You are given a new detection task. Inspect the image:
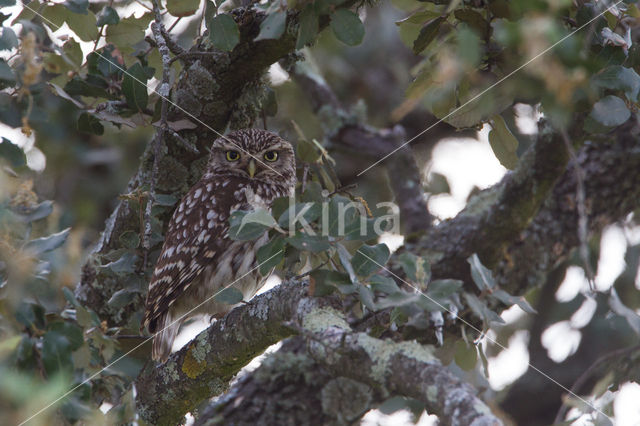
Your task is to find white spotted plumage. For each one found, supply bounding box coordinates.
[142,129,296,362]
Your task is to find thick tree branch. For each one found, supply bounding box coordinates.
[135,280,309,425]
[496,119,640,294]
[194,337,381,425]
[136,278,502,425]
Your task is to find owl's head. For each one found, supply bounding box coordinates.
[207,129,296,187]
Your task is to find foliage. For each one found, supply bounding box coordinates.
[0,0,639,424]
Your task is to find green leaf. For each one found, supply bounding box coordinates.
[12,200,54,222]
[53,4,99,41]
[154,193,178,206]
[107,288,138,309]
[256,236,285,275]
[48,321,83,351]
[454,340,477,371]
[286,232,330,252]
[358,284,376,311]
[62,287,80,307]
[167,0,199,17]
[369,274,400,294]
[454,9,489,39]
[427,279,463,300]
[102,252,137,274]
[587,95,630,128]
[0,59,15,82]
[208,14,240,51]
[396,252,430,284]
[352,244,390,277]
[296,4,319,49]
[0,138,26,167]
[63,0,88,14]
[488,114,519,170]
[278,202,321,230]
[375,291,421,310]
[105,13,153,49]
[15,302,46,330]
[25,228,71,255]
[0,26,18,51]
[77,112,104,135]
[330,9,365,46]
[122,62,149,111]
[412,16,444,54]
[491,289,537,314]
[592,65,640,102]
[326,195,359,237]
[463,292,505,325]
[296,139,321,163]
[467,254,496,291]
[214,287,244,304]
[256,10,287,41]
[229,209,277,240]
[41,331,73,374]
[96,6,119,26]
[310,269,353,296]
[395,10,442,26]
[336,243,357,283]
[118,230,140,249]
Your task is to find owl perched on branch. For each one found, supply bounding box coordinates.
[142,129,296,362]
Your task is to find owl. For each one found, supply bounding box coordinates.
[142,129,296,362]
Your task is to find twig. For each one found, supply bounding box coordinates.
[169,50,219,64]
[143,1,172,269]
[561,129,595,289]
[554,344,640,423]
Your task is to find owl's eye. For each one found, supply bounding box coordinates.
[263,151,278,162]
[225,150,240,161]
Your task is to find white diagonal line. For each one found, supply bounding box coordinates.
[17,249,284,426]
[357,0,624,177]
[17,0,284,177]
[355,249,613,422]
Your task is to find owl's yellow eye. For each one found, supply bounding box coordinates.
[225,150,240,161]
[263,151,278,162]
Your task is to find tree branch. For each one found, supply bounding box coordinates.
[135,280,310,425]
[495,119,640,295]
[194,337,381,425]
[136,279,502,425]
[287,57,433,235]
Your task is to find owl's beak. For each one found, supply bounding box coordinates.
[247,159,256,178]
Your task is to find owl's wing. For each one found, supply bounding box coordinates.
[142,179,236,333]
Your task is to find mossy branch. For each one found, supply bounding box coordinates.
[136,279,502,425]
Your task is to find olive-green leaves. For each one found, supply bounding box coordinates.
[352,244,390,277]
[330,10,365,46]
[214,287,244,305]
[122,62,150,112]
[412,16,445,55]
[229,209,278,241]
[488,114,519,170]
[257,10,287,41]
[208,14,240,52]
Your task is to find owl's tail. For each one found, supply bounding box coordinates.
[151,312,181,363]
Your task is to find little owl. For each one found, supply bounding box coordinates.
[142,129,296,362]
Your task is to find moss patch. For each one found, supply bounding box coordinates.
[182,343,207,379]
